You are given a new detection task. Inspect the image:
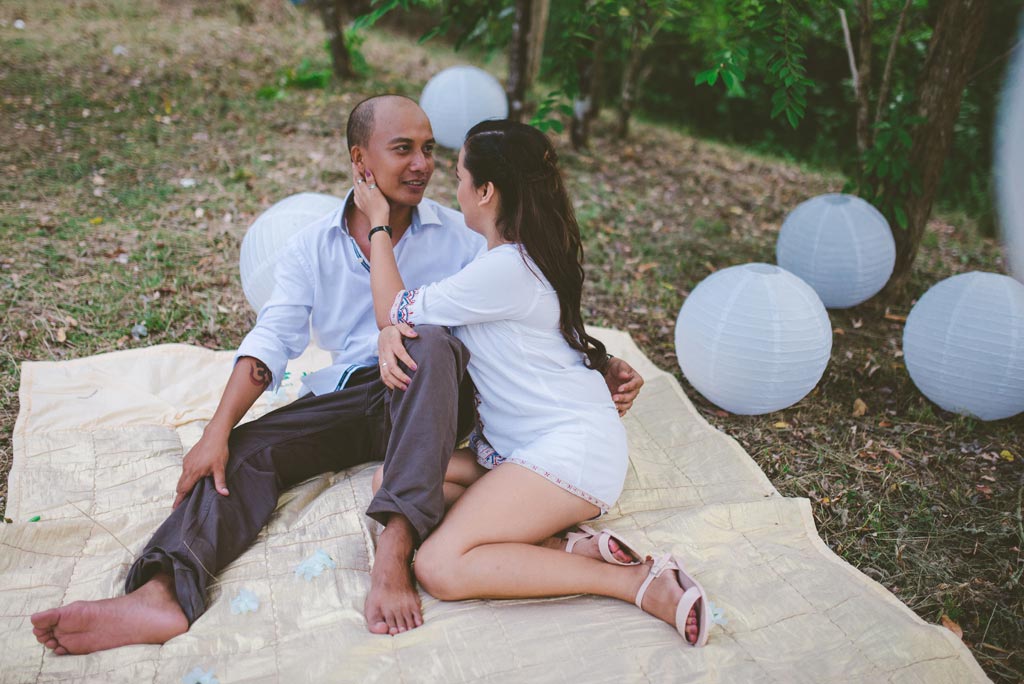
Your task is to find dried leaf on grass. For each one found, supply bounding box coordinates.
[941,615,964,640]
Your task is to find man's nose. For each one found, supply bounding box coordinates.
[408,149,427,171]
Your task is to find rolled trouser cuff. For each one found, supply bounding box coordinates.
[124,546,207,625]
[365,485,435,543]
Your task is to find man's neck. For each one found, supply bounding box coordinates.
[346,199,415,239]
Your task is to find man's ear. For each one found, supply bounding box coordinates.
[350,146,364,169]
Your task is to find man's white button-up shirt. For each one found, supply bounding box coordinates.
[235,189,485,396]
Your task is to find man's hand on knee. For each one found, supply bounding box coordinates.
[603,357,645,417]
[377,323,419,391]
[173,431,230,509]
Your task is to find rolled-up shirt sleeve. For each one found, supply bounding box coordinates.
[234,242,315,392]
[390,247,540,327]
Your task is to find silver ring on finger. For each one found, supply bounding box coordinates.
[357,179,365,184]
[368,183,377,190]
[382,362,388,367]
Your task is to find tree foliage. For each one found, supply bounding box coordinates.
[339,0,1015,287]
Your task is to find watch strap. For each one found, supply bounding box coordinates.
[369,225,392,240]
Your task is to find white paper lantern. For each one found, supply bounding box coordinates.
[674,263,833,415]
[902,272,1024,421]
[419,65,509,150]
[996,23,1024,282]
[240,192,344,311]
[776,193,896,308]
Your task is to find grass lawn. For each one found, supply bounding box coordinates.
[1,2,1021,680]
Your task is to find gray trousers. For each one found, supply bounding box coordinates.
[124,326,474,624]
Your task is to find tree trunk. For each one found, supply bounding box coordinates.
[589,23,606,118]
[571,20,603,149]
[874,0,913,127]
[506,0,533,121]
[886,0,990,290]
[526,0,550,86]
[317,0,353,80]
[855,0,874,154]
[616,20,643,139]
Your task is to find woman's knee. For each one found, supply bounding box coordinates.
[371,465,384,494]
[413,539,464,600]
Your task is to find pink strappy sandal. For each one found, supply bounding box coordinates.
[564,524,644,566]
[634,554,710,647]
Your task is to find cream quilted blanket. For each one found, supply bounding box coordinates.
[1,329,989,683]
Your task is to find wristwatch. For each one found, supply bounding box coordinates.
[369,225,392,240]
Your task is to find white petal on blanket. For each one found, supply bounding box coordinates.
[230,587,260,615]
[707,600,728,626]
[294,548,336,581]
[181,666,219,684]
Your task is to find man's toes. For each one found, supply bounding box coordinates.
[44,637,59,650]
[30,609,59,630]
[367,620,390,635]
[407,600,423,626]
[384,612,399,635]
[55,646,68,655]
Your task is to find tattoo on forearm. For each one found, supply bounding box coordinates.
[248,359,272,388]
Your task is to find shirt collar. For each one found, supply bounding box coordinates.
[336,187,441,236]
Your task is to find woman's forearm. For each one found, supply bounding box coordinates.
[369,231,406,329]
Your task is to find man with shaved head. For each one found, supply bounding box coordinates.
[31,95,644,652]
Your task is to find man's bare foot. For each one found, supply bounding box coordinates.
[630,560,700,644]
[364,516,422,636]
[30,574,188,655]
[541,527,639,565]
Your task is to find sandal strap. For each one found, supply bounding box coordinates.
[634,554,677,609]
[597,531,620,564]
[564,524,598,554]
[674,586,703,641]
[596,529,642,565]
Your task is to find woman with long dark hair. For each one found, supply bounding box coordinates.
[352,119,709,646]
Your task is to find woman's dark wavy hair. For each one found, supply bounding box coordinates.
[462,119,607,372]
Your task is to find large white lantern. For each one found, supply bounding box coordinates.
[776,193,896,308]
[997,23,1024,282]
[674,263,833,415]
[903,272,1024,421]
[240,192,344,311]
[419,65,508,150]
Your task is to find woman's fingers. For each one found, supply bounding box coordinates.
[390,340,417,371]
[384,365,410,391]
[396,322,418,339]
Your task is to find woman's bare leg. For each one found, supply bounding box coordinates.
[413,464,699,642]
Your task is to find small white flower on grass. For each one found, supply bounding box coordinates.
[295,548,336,581]
[230,587,259,615]
[707,600,728,626]
[14,19,25,30]
[182,666,219,684]
[179,178,197,188]
[112,45,128,56]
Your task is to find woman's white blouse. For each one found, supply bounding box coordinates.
[390,243,627,510]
